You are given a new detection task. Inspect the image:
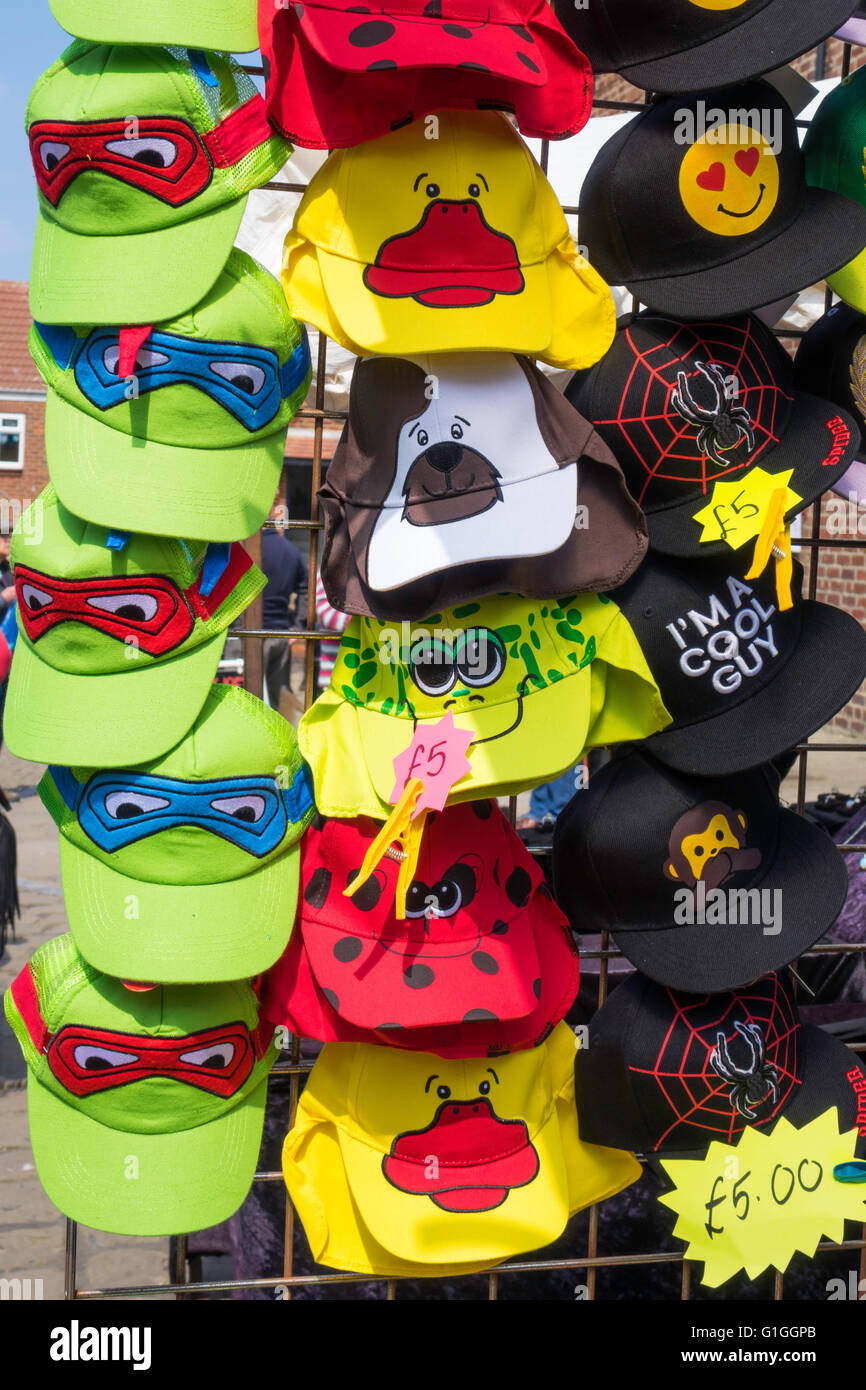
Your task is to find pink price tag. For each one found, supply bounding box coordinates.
[390,712,473,815]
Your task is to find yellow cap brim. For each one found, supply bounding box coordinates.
[283,235,614,370]
[299,671,593,820]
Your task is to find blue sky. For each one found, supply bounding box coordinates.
[1,11,68,280]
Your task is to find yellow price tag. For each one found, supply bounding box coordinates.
[692,467,802,550]
[658,1111,866,1288]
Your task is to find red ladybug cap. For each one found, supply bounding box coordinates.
[260,802,580,1053]
[258,0,593,148]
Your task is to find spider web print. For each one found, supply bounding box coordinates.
[632,974,800,1150]
[596,320,795,508]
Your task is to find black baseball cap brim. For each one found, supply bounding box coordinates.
[612,803,849,993]
[646,598,866,776]
[617,0,858,95]
[646,395,860,558]
[626,187,866,319]
[649,1022,866,1163]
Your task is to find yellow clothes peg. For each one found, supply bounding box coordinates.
[342,778,429,918]
[746,486,793,611]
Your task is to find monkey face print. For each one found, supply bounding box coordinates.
[552,750,849,993]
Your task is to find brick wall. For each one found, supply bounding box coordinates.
[0,397,48,527]
[798,501,866,741]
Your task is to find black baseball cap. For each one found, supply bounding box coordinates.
[554,0,858,95]
[610,551,866,776]
[552,749,848,993]
[579,81,866,318]
[574,971,866,1159]
[567,311,858,558]
[794,302,866,457]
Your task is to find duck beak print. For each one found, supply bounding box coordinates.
[383,1097,539,1211]
[364,198,524,308]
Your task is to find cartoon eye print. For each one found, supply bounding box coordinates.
[409,634,458,697]
[210,795,266,824]
[455,629,506,688]
[104,790,170,819]
[102,343,170,375]
[38,140,70,171]
[86,593,160,622]
[404,860,478,919]
[679,130,780,238]
[103,136,178,169]
[178,1042,236,1069]
[73,1043,139,1071]
[20,582,53,613]
[408,629,505,698]
[209,361,267,396]
[425,182,440,198]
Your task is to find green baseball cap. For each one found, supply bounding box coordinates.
[6,485,265,767]
[299,592,671,818]
[30,249,311,540]
[48,0,259,52]
[27,42,291,324]
[805,68,866,314]
[40,683,316,983]
[5,933,278,1236]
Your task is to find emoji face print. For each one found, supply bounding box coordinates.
[679,130,780,237]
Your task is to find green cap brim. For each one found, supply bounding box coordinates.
[827,246,866,316]
[28,1071,268,1236]
[59,835,298,983]
[46,392,286,541]
[5,628,225,768]
[48,0,260,51]
[30,199,246,325]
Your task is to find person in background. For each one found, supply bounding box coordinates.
[315,574,349,691]
[518,764,584,835]
[261,501,308,710]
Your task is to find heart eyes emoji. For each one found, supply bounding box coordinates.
[679,129,780,238]
[697,163,725,192]
[735,147,760,178]
[696,148,761,192]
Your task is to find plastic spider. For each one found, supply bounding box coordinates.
[709,1020,780,1119]
[671,360,756,468]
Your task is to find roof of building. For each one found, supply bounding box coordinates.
[0,282,43,395]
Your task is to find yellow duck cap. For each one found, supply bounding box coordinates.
[282,1023,641,1273]
[282,110,614,369]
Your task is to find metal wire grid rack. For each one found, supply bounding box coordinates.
[59,34,866,1302]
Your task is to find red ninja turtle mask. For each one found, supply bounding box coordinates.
[260,800,580,1056]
